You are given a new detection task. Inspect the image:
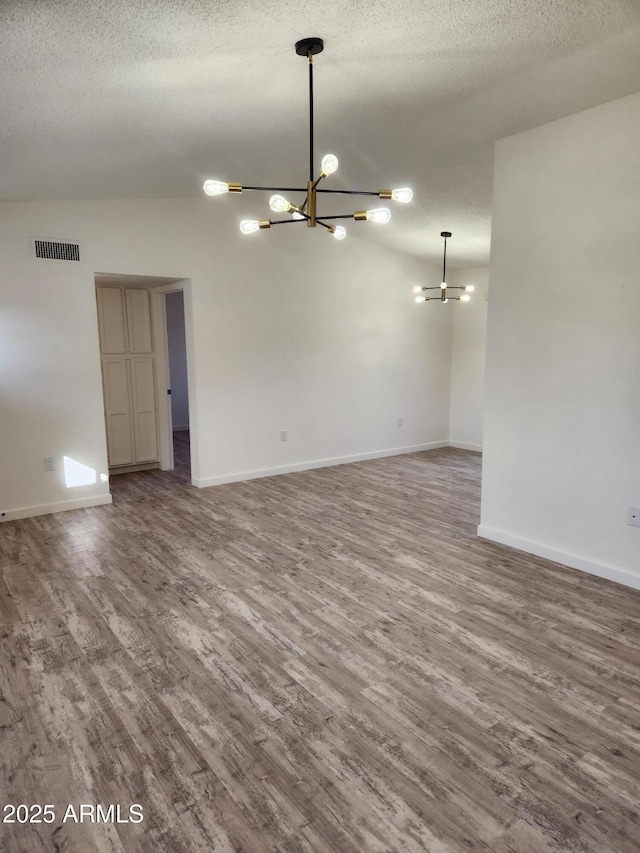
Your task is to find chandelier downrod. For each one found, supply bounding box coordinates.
[202,36,414,240]
[309,50,314,182]
[442,231,449,286]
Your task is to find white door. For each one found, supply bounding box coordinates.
[126,289,153,353]
[97,288,127,353]
[101,356,134,465]
[130,356,158,462]
[97,286,159,468]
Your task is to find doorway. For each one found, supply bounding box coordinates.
[94,273,194,491]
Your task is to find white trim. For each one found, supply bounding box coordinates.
[449,441,482,452]
[151,281,194,475]
[193,441,449,488]
[1,494,113,522]
[151,288,174,471]
[153,282,188,295]
[477,524,640,591]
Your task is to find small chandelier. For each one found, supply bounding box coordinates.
[203,37,413,241]
[413,232,475,303]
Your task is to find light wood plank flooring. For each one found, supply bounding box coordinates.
[1,444,639,852]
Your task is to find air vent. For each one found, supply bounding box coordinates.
[34,239,80,262]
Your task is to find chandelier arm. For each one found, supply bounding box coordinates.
[243,185,308,193]
[310,172,328,192]
[316,214,355,221]
[316,189,379,196]
[269,218,308,225]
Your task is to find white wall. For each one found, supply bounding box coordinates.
[0,257,112,517]
[165,290,189,431]
[480,91,640,589]
[0,199,452,519]
[448,267,489,451]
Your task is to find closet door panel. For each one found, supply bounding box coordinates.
[126,289,153,353]
[130,356,158,462]
[97,288,127,353]
[101,357,134,466]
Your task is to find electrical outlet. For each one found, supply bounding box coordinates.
[280,430,288,442]
[628,507,640,528]
[44,456,55,471]
[397,416,404,427]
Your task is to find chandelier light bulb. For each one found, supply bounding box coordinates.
[203,179,229,196]
[413,285,424,293]
[269,194,291,213]
[440,282,447,289]
[415,296,427,303]
[443,297,449,303]
[460,294,471,302]
[239,219,260,235]
[366,207,391,224]
[464,284,475,292]
[321,153,339,175]
[332,225,347,240]
[292,211,305,220]
[391,188,413,203]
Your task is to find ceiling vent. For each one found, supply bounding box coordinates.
[32,238,80,262]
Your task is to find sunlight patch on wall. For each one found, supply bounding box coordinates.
[63,456,97,488]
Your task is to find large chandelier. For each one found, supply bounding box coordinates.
[413,232,475,303]
[203,37,413,240]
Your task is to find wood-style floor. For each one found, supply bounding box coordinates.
[1,438,639,852]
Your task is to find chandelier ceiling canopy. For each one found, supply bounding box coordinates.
[414,232,475,303]
[203,37,413,241]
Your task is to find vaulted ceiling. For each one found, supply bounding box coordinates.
[2,1,640,265]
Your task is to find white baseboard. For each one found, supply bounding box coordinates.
[477,524,640,591]
[449,441,482,452]
[1,494,113,523]
[172,425,189,432]
[193,441,449,488]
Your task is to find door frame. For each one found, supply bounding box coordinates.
[150,279,195,476]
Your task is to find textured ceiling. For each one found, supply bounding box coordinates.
[2,1,640,265]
